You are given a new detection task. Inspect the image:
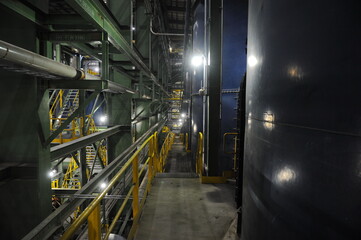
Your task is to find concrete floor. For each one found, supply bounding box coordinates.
[164,141,194,173]
[134,177,236,240]
[134,138,237,240]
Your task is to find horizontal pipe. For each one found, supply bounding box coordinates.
[0,40,85,80]
[150,19,185,36]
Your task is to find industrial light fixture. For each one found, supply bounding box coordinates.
[191,55,203,67]
[248,55,258,67]
[94,67,100,72]
[178,119,182,122]
[48,169,57,178]
[132,27,136,31]
[100,182,107,189]
[181,113,186,118]
[99,115,107,123]
[132,66,136,70]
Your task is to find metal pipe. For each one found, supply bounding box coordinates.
[150,19,185,36]
[0,40,85,80]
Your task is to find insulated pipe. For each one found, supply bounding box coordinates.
[0,40,85,80]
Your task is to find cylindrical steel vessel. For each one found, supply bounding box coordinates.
[242,1,361,239]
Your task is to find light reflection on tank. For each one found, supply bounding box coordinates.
[276,166,296,184]
[263,112,275,130]
[287,65,304,80]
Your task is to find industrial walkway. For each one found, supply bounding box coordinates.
[134,137,236,240]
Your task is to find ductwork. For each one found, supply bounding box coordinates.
[0,40,85,80]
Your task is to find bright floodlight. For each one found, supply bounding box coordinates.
[49,169,57,178]
[99,115,107,123]
[178,119,182,122]
[191,55,203,67]
[132,27,136,31]
[100,182,107,189]
[248,55,258,67]
[181,113,186,118]
[94,67,100,72]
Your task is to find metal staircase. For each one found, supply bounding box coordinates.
[53,89,79,129]
[85,145,104,176]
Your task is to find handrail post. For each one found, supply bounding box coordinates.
[132,155,140,219]
[148,136,154,181]
[60,90,63,108]
[87,203,101,240]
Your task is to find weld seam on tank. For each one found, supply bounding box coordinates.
[249,117,361,138]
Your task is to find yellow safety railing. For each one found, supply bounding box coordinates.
[196,132,227,184]
[196,132,203,177]
[185,133,191,152]
[60,131,175,240]
[179,133,184,143]
[157,132,175,172]
[49,90,64,124]
[50,115,101,144]
[61,156,81,189]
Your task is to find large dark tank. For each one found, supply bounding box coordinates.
[241,1,361,239]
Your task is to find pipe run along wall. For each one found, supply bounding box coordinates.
[0,40,84,80]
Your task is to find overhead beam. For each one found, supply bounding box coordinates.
[46,79,135,94]
[45,14,89,25]
[65,0,169,95]
[0,0,44,25]
[50,125,130,160]
[41,31,103,42]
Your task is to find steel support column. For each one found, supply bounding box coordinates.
[205,0,222,175]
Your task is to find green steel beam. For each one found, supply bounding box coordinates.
[65,0,169,96]
[0,0,44,25]
[41,31,103,42]
[45,14,90,26]
[50,125,130,160]
[46,79,135,94]
[102,32,110,79]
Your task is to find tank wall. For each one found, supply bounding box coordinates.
[242,1,361,239]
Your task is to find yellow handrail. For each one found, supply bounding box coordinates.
[60,131,175,240]
[196,132,203,177]
[158,132,175,172]
[49,90,64,117]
